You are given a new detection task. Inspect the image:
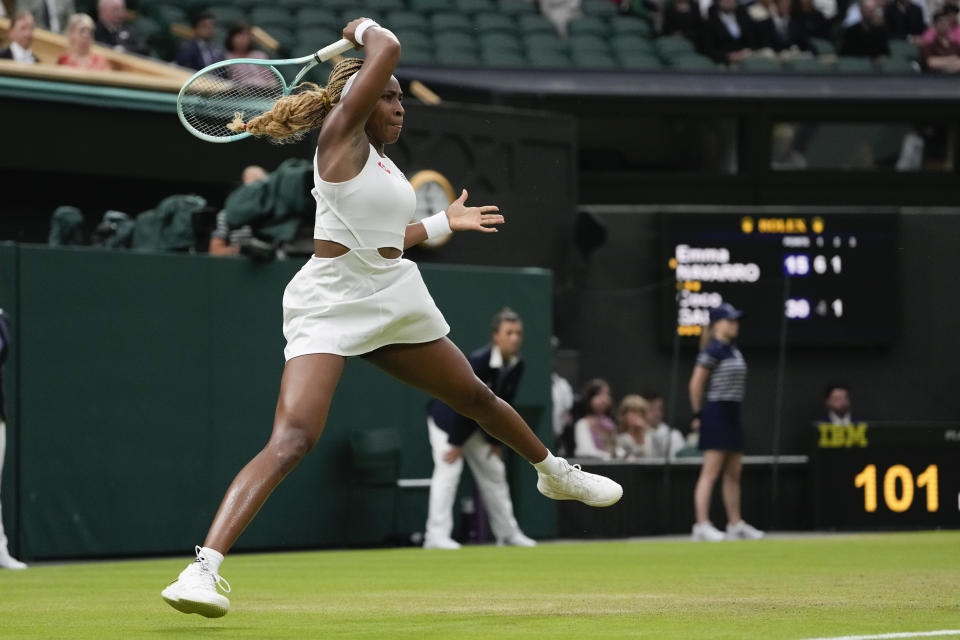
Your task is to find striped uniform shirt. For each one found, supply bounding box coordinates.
[696,339,747,402]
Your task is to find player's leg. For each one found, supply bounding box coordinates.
[720,452,743,525]
[0,421,26,569]
[162,353,345,617]
[692,450,726,541]
[462,436,533,546]
[364,338,622,507]
[423,417,465,549]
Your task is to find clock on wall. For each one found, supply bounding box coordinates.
[409,170,456,249]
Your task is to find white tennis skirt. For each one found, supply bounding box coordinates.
[282,248,450,359]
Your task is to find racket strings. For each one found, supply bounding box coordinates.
[180,63,286,140]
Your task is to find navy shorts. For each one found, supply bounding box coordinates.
[698,400,745,452]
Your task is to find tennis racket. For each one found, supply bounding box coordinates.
[177,38,355,143]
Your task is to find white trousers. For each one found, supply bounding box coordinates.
[424,417,522,543]
[0,421,8,553]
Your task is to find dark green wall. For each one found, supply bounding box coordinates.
[0,245,554,559]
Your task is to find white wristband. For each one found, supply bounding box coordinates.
[422,210,452,240]
[354,19,380,46]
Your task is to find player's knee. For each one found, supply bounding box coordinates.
[268,422,316,473]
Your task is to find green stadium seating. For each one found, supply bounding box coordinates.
[611,34,655,55]
[785,57,833,72]
[526,49,572,68]
[297,8,340,27]
[518,14,557,34]
[338,9,381,24]
[876,57,919,73]
[736,55,783,72]
[480,48,527,67]
[887,39,918,61]
[582,0,620,17]
[474,12,516,34]
[320,0,358,11]
[296,27,342,49]
[433,31,479,51]
[569,34,612,55]
[431,12,474,33]
[146,3,187,25]
[365,0,407,12]
[207,5,247,27]
[498,0,539,15]
[617,53,664,70]
[609,15,652,37]
[263,26,296,52]
[434,47,480,65]
[410,0,450,13]
[399,47,434,65]
[387,10,429,31]
[523,32,566,53]
[834,56,876,72]
[457,0,496,13]
[668,53,721,70]
[809,37,835,55]
[479,32,523,52]
[393,28,432,49]
[656,35,697,57]
[232,0,264,9]
[567,16,610,37]
[571,51,618,69]
[276,0,316,10]
[250,7,294,28]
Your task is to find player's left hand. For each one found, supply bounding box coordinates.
[445,189,504,233]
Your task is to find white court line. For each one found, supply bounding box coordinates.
[802,631,960,640]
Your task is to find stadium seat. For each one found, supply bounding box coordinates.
[523,32,567,53]
[581,0,620,17]
[232,0,264,10]
[296,27,342,50]
[207,5,247,27]
[456,0,496,13]
[668,53,722,70]
[809,37,836,55]
[410,0,451,13]
[498,0,539,15]
[876,57,919,73]
[262,26,296,52]
[433,31,479,52]
[250,7,294,29]
[431,12,474,33]
[571,51,618,69]
[518,14,558,34]
[320,0,358,11]
[617,53,664,70]
[338,9,382,25]
[655,36,697,57]
[834,56,876,72]
[480,48,527,67]
[399,47,434,65]
[736,56,783,72]
[146,3,187,25]
[393,28,432,49]
[297,8,340,27]
[611,34,655,55]
[365,0,407,12]
[785,57,833,72]
[887,39,918,61]
[569,34,612,55]
[387,10,429,31]
[609,15,652,37]
[434,47,480,65]
[526,49,572,68]
[567,16,611,37]
[479,32,523,52]
[474,12,516,35]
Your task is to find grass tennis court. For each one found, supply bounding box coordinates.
[1,531,958,639]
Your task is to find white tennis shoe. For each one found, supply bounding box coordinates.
[423,536,462,550]
[536,457,623,507]
[498,532,537,547]
[726,520,765,540]
[692,522,726,542]
[0,549,27,570]
[161,546,231,618]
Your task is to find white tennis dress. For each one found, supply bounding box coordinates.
[282,144,450,359]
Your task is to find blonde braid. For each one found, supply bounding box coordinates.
[226,58,365,143]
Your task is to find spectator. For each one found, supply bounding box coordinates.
[642,392,687,460]
[17,0,74,34]
[840,0,891,57]
[885,0,927,38]
[661,0,704,41]
[550,338,575,457]
[755,0,814,53]
[176,10,225,70]
[573,378,623,460]
[424,308,536,549]
[920,8,960,69]
[209,165,267,256]
[540,0,581,36]
[93,0,146,55]
[57,13,110,70]
[0,11,38,62]
[793,0,832,41]
[824,384,855,425]
[0,309,27,570]
[700,0,757,64]
[224,22,275,87]
[616,395,653,460]
[917,4,960,46]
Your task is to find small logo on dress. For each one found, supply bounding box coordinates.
[378,161,391,174]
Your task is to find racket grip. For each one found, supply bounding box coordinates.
[316,39,355,62]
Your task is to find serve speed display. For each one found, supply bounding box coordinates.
[662,211,899,346]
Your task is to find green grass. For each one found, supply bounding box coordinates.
[1,532,959,639]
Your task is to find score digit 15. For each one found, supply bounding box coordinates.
[854,464,939,513]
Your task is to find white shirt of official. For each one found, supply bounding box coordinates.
[9,42,37,63]
[828,411,853,426]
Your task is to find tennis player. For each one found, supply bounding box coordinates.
[162,18,622,618]
[688,303,763,542]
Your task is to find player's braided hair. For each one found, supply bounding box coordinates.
[227,57,364,143]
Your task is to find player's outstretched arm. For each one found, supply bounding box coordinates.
[403,189,504,249]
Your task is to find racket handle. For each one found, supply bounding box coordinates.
[316,39,355,62]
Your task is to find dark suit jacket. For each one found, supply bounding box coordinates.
[0,46,36,62]
[840,22,891,57]
[700,9,758,62]
[662,4,703,40]
[884,1,926,39]
[94,20,148,55]
[175,39,226,70]
[756,16,813,51]
[428,345,525,447]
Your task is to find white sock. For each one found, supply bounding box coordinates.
[200,546,224,575]
[532,451,564,475]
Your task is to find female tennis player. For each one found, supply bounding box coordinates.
[688,303,763,542]
[162,18,622,618]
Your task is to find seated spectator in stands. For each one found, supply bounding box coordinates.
[754,0,815,53]
[176,10,225,70]
[917,4,960,45]
[617,395,653,460]
[540,0,581,37]
[94,0,145,55]
[18,0,74,34]
[224,22,276,86]
[824,384,854,425]
[700,0,757,64]
[662,0,704,41]
[573,378,623,460]
[920,8,960,70]
[58,13,110,70]
[792,0,831,41]
[840,0,891,57]
[0,11,37,63]
[642,392,688,459]
[209,165,267,256]
[885,0,927,39]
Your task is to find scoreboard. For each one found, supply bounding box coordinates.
[661,211,899,346]
[812,423,960,529]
